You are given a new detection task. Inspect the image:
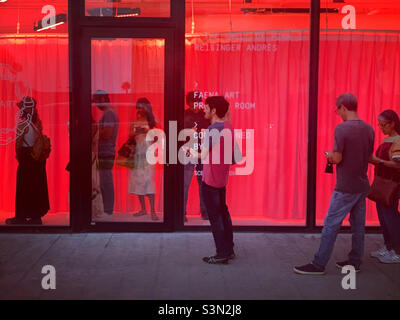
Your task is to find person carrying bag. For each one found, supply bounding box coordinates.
[6,96,50,225]
[368,109,400,264]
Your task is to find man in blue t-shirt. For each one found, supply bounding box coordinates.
[93,90,119,215]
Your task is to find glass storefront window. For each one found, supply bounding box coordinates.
[0,0,69,226]
[316,0,400,226]
[85,0,170,18]
[2,1,395,231]
[184,0,310,226]
[91,38,165,223]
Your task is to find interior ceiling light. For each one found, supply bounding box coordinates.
[241,8,339,14]
[116,7,141,17]
[0,0,8,3]
[87,7,141,17]
[34,13,67,32]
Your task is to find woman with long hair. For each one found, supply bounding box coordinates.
[6,97,50,225]
[129,98,159,221]
[370,109,400,263]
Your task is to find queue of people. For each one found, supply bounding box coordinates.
[294,93,400,273]
[5,92,400,269]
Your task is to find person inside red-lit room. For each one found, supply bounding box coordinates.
[183,91,210,222]
[185,96,236,264]
[92,90,119,216]
[91,116,105,219]
[129,98,159,221]
[369,110,400,264]
[6,97,49,225]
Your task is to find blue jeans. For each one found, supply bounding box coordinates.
[184,163,207,217]
[313,191,368,270]
[376,189,400,251]
[201,182,234,257]
[98,157,115,215]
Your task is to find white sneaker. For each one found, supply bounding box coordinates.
[370,246,389,259]
[378,250,400,264]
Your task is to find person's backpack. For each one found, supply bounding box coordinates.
[31,125,51,161]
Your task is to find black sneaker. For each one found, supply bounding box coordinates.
[202,255,229,264]
[228,252,236,260]
[293,263,325,275]
[336,260,360,273]
[5,217,28,225]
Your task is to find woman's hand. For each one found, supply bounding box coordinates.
[369,155,381,165]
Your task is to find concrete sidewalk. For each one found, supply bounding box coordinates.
[0,232,399,300]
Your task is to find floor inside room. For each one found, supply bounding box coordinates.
[0,212,380,227]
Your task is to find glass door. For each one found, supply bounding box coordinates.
[80,29,176,231]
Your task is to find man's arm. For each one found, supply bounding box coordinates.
[328,126,344,164]
[99,126,114,140]
[99,111,117,140]
[325,151,342,164]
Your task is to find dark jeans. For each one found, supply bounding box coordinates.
[98,157,115,215]
[376,189,400,251]
[184,163,207,217]
[201,182,234,257]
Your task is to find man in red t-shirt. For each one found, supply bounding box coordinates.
[186,96,235,264]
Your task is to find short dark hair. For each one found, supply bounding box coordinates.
[336,93,358,111]
[205,96,229,118]
[186,91,202,105]
[93,90,110,103]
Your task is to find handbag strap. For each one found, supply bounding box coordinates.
[20,124,31,147]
